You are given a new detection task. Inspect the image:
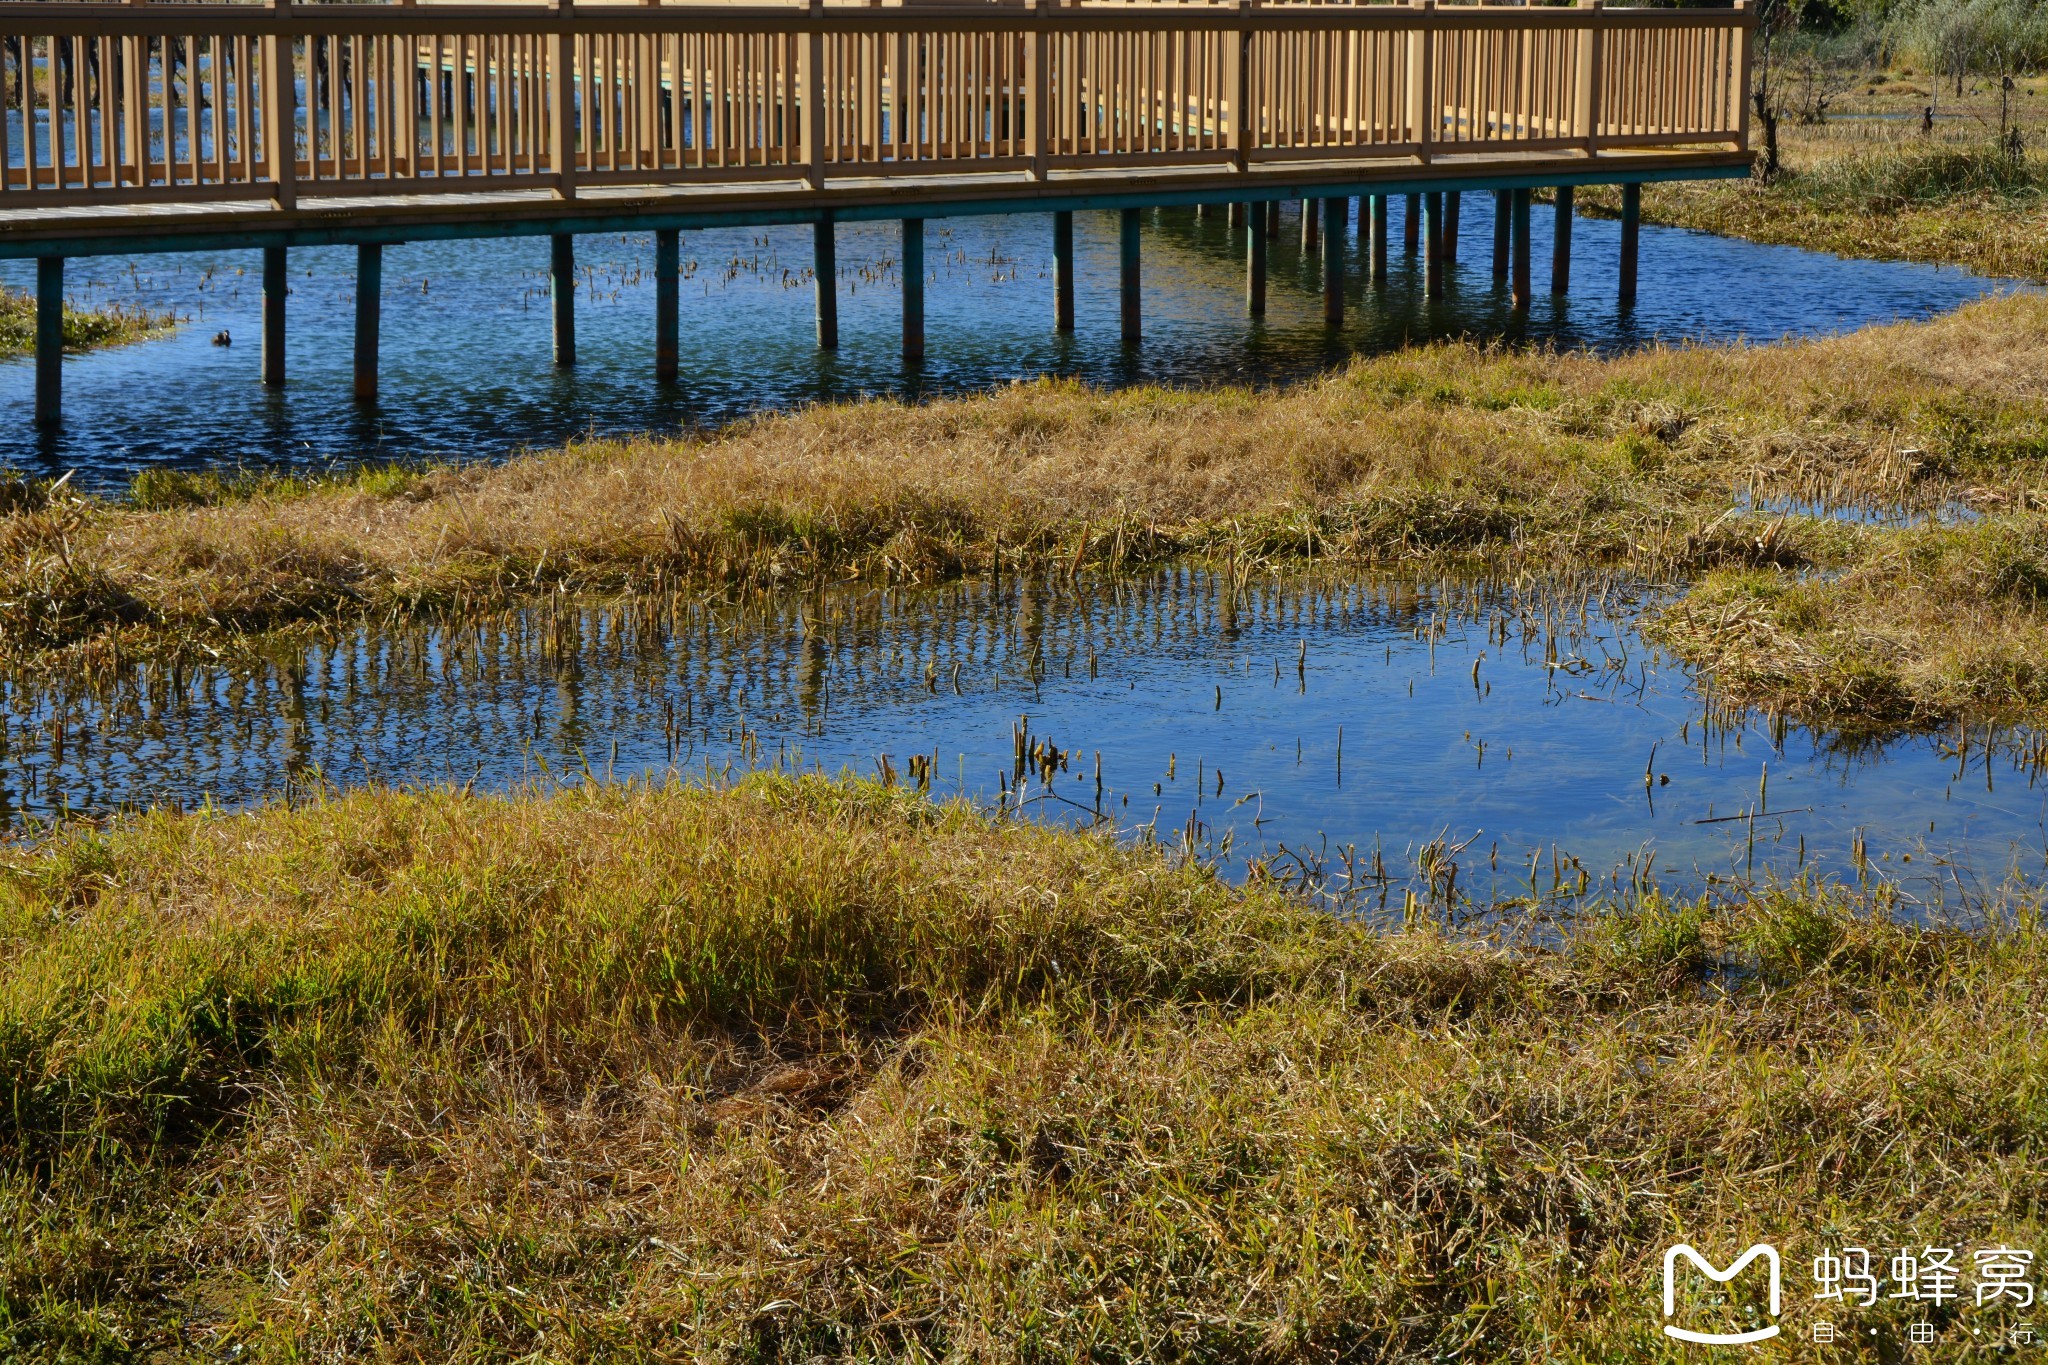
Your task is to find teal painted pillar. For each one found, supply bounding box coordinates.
[1119,207,1141,343]
[813,218,838,349]
[1492,191,1511,283]
[1511,189,1533,312]
[550,233,575,368]
[1246,205,1267,316]
[354,243,382,403]
[655,228,680,383]
[261,246,287,387]
[1423,192,1445,300]
[33,256,61,427]
[1322,195,1345,324]
[1053,209,1075,333]
[1552,186,1574,296]
[902,217,925,363]
[1619,183,1642,307]
[1369,195,1389,283]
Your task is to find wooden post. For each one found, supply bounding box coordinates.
[1403,194,1419,252]
[1265,200,1280,240]
[1053,210,1075,333]
[550,233,575,367]
[1510,188,1532,312]
[549,0,575,199]
[261,245,287,387]
[1119,207,1141,343]
[1408,0,1435,163]
[33,256,61,427]
[1322,195,1345,324]
[1026,0,1048,181]
[1301,198,1319,253]
[1229,202,1246,230]
[1443,191,1461,264]
[1369,194,1389,282]
[1551,185,1574,295]
[1246,206,1267,316]
[813,217,838,349]
[902,218,925,364]
[353,243,381,403]
[1577,0,1604,157]
[264,0,296,210]
[1423,192,1444,300]
[1619,182,1641,306]
[654,228,680,383]
[1492,190,1510,282]
[802,0,825,188]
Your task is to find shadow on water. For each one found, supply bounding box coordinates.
[0,199,2029,491]
[9,564,2044,920]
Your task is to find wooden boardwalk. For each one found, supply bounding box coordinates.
[0,0,1754,419]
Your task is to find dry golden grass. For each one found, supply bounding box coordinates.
[2,774,2043,1360]
[1579,82,2048,280]
[7,291,2048,730]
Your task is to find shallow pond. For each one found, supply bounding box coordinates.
[0,200,2025,490]
[10,566,2042,917]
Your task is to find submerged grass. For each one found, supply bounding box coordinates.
[5,291,2048,728]
[0,286,173,361]
[0,773,2040,1360]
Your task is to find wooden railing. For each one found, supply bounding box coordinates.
[0,1,1752,211]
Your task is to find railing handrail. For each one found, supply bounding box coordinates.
[0,0,1754,213]
[0,2,1756,35]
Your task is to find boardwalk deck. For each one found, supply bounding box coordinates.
[0,0,1754,417]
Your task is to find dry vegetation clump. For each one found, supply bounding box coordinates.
[0,774,2040,1360]
[5,291,2048,730]
[0,286,173,360]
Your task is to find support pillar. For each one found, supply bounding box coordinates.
[1551,185,1574,296]
[813,218,838,349]
[902,218,925,364]
[1322,195,1345,325]
[1053,210,1075,333]
[550,233,575,368]
[1423,192,1445,300]
[1264,199,1280,240]
[1301,197,1319,252]
[1369,195,1389,283]
[33,256,60,427]
[1403,193,1420,252]
[353,243,382,403]
[1492,191,1511,283]
[1619,183,1641,307]
[1229,201,1246,230]
[261,246,287,387]
[654,228,680,384]
[1246,208,1267,317]
[1510,189,1532,312]
[1119,207,1141,343]
[1443,191,1461,264]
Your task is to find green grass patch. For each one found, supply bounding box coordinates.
[0,775,2039,1359]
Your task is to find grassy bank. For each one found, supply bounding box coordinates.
[0,773,2041,1360]
[7,291,2048,728]
[0,287,172,361]
[1578,83,2048,280]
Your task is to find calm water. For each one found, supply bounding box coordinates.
[0,199,2023,490]
[12,568,2042,916]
